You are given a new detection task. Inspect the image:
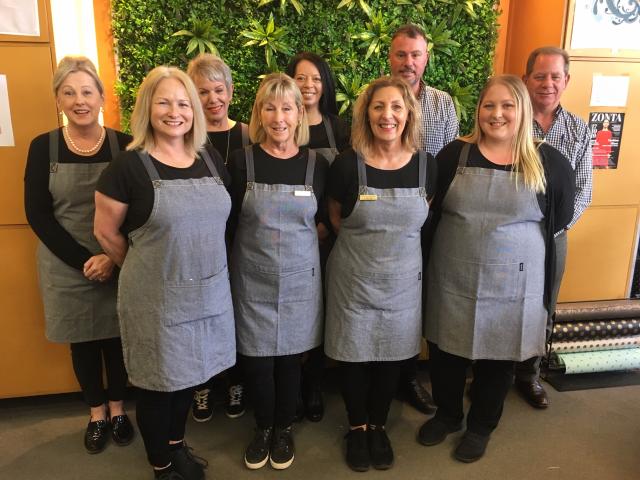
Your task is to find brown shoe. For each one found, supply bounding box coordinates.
[515,379,549,409]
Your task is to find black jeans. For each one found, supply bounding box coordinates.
[240,353,301,429]
[69,337,128,407]
[136,387,193,467]
[429,342,514,436]
[339,360,404,427]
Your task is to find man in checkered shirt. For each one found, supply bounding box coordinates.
[387,24,459,416]
[515,46,593,409]
[389,24,459,157]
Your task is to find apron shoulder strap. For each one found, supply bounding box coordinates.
[199,148,220,178]
[105,128,120,161]
[418,149,427,190]
[136,151,161,182]
[355,151,368,189]
[48,129,59,171]
[244,145,255,183]
[240,123,250,147]
[457,142,472,172]
[322,115,337,150]
[305,149,316,187]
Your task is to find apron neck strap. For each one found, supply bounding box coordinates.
[457,142,472,172]
[106,128,119,161]
[305,149,316,187]
[355,151,368,188]
[418,150,427,189]
[137,151,161,182]
[199,148,220,177]
[322,115,337,150]
[241,123,250,147]
[49,129,59,170]
[244,145,255,183]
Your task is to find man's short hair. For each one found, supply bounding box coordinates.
[525,47,570,76]
[392,24,427,42]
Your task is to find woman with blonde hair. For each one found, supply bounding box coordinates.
[24,55,133,454]
[95,66,234,480]
[227,73,328,471]
[419,74,575,463]
[324,76,437,472]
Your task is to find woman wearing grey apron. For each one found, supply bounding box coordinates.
[325,76,436,472]
[419,75,575,463]
[95,67,235,480]
[187,53,250,423]
[286,52,350,423]
[227,73,327,471]
[24,56,133,455]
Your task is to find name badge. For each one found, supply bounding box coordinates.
[359,194,378,201]
[294,190,312,197]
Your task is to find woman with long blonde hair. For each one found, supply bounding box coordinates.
[419,74,575,462]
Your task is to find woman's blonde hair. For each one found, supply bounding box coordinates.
[52,55,104,96]
[127,66,206,155]
[462,74,546,193]
[351,76,421,157]
[249,73,309,146]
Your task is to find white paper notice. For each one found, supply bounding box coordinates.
[0,74,15,147]
[0,0,40,36]
[590,75,630,107]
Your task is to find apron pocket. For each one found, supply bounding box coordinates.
[440,257,520,300]
[351,268,421,311]
[164,265,232,326]
[241,262,314,303]
[279,264,314,303]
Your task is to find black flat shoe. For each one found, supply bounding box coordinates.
[303,386,324,422]
[84,419,109,454]
[111,414,135,446]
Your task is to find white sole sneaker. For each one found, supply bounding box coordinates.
[270,454,294,470]
[244,454,268,470]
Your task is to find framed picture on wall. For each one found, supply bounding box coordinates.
[565,0,640,58]
[0,0,49,43]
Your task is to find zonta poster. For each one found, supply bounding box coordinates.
[589,112,625,169]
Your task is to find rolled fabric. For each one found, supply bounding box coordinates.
[555,348,640,374]
[552,319,640,342]
[555,300,640,323]
[551,335,640,353]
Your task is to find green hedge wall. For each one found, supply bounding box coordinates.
[111,0,499,134]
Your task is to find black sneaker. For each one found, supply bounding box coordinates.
[84,419,109,454]
[192,389,212,423]
[344,428,369,472]
[225,384,245,419]
[454,431,490,463]
[417,417,462,446]
[244,427,272,470]
[367,427,393,470]
[170,443,207,480]
[270,425,295,470]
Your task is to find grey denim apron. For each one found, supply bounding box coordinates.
[37,128,120,343]
[118,150,235,391]
[425,143,547,361]
[325,151,429,362]
[311,115,339,164]
[231,146,323,357]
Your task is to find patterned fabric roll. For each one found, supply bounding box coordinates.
[552,319,640,342]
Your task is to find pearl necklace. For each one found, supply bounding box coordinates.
[64,125,105,154]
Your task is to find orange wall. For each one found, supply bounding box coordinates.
[93,0,120,129]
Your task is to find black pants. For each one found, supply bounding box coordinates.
[429,342,514,436]
[302,345,325,388]
[69,337,128,407]
[194,355,243,392]
[136,387,193,467]
[240,353,301,429]
[339,360,404,427]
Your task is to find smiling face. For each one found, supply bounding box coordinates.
[293,59,323,112]
[56,71,104,128]
[193,74,232,127]
[524,54,569,114]
[367,86,408,145]
[389,34,429,92]
[260,93,302,147]
[478,83,518,145]
[150,77,194,142]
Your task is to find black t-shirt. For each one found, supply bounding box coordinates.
[227,144,329,239]
[327,148,437,219]
[24,128,131,270]
[96,144,230,236]
[307,114,350,152]
[431,139,574,230]
[206,122,249,165]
